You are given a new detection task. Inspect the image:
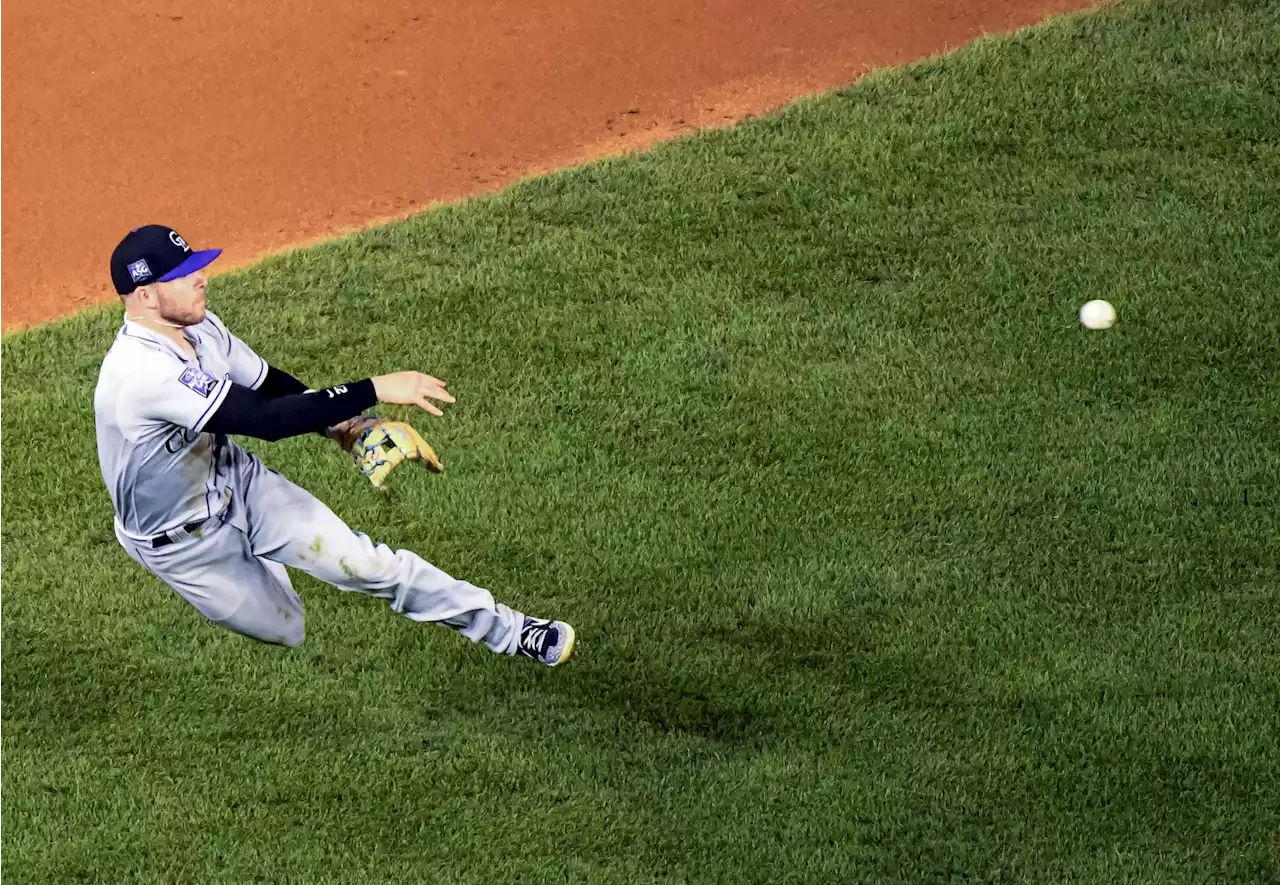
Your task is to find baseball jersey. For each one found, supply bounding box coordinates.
[95,311,268,539]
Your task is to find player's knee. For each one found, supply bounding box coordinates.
[279,609,306,647]
[335,552,400,590]
[267,617,305,648]
[221,604,305,648]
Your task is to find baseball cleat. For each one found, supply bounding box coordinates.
[516,616,576,666]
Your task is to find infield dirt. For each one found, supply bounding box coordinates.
[2,0,1093,329]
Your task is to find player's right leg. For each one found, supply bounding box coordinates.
[114,520,305,647]
[235,454,574,665]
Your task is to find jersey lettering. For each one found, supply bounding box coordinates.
[164,427,199,453]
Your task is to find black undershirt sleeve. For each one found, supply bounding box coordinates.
[204,379,378,441]
[254,365,365,440]
[256,365,309,398]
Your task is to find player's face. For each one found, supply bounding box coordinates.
[154,271,209,326]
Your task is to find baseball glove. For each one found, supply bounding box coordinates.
[350,420,443,491]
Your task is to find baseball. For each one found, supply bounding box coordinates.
[1079,299,1116,330]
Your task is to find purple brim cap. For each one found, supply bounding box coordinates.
[158,248,223,282]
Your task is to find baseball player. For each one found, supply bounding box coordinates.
[94,224,575,665]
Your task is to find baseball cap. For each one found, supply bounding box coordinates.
[110,225,222,294]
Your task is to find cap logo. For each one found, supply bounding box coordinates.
[127,259,152,283]
[169,231,190,251]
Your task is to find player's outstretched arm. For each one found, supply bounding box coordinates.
[254,364,371,447]
[205,381,377,442]
[202,371,454,442]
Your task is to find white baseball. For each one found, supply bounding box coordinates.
[1079,299,1116,330]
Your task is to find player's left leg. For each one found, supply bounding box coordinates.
[114,517,306,647]
[232,450,573,665]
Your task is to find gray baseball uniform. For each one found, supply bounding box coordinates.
[95,311,525,652]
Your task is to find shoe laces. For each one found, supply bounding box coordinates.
[522,621,552,652]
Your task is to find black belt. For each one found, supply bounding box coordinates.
[148,513,222,548]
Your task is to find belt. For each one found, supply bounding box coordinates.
[147,510,225,548]
[148,519,208,548]
[140,488,233,549]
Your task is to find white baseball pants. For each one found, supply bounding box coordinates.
[114,444,525,652]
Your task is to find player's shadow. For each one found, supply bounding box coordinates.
[531,621,855,749]
[551,657,776,747]
[535,611,873,750]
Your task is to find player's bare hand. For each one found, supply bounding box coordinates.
[372,371,454,416]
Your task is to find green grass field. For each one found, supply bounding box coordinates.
[4,0,1279,882]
